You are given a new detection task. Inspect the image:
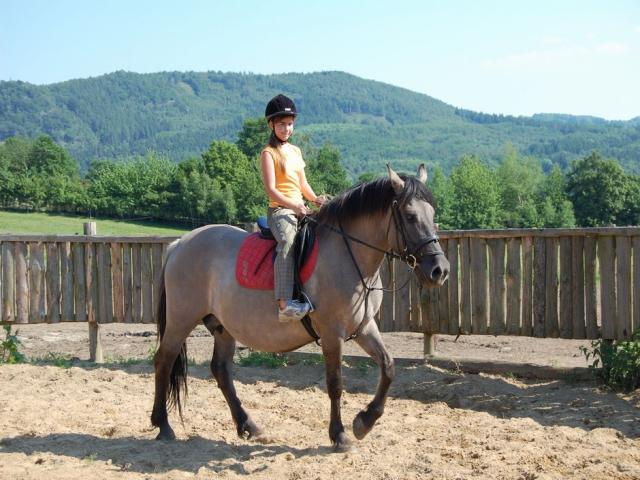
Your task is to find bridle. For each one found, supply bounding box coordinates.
[389,199,443,270]
[304,196,444,343]
[308,197,443,271]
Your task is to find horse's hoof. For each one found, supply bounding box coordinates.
[353,411,373,440]
[332,433,353,453]
[155,426,176,441]
[237,419,262,439]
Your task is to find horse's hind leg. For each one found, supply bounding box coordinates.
[151,326,190,441]
[352,321,395,440]
[206,319,262,439]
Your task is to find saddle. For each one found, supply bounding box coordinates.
[235,216,318,291]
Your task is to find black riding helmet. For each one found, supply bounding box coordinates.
[265,94,298,120]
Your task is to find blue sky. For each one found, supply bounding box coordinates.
[2,0,639,120]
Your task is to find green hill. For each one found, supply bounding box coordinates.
[1,70,639,175]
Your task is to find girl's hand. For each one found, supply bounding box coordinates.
[292,202,310,216]
[313,194,329,207]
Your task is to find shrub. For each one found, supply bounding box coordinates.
[580,330,640,392]
[0,325,26,364]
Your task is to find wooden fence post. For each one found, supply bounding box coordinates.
[84,222,103,363]
[423,333,436,357]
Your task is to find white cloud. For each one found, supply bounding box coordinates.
[482,42,629,70]
[482,46,589,70]
[594,42,629,55]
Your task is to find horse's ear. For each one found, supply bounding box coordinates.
[387,164,404,194]
[417,163,428,183]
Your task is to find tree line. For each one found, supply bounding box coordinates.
[0,122,639,229]
[430,146,640,229]
[0,118,350,227]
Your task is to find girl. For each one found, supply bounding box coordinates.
[260,94,324,322]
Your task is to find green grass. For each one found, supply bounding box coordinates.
[32,352,75,369]
[0,210,190,236]
[236,350,288,368]
[348,358,375,376]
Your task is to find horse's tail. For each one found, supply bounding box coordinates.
[156,239,188,420]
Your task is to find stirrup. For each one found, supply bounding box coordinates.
[299,290,315,313]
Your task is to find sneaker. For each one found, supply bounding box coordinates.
[278,299,311,323]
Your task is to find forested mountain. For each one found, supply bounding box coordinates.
[1,70,639,175]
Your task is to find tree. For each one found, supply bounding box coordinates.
[538,165,575,227]
[619,174,640,226]
[236,117,270,158]
[28,135,79,178]
[429,165,452,229]
[201,140,264,221]
[357,172,378,183]
[566,152,631,226]
[170,158,237,224]
[0,137,31,206]
[448,155,500,229]
[86,153,175,219]
[0,135,86,211]
[306,144,351,196]
[496,145,543,227]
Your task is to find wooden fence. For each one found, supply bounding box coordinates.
[0,227,638,344]
[379,227,640,343]
[0,234,172,326]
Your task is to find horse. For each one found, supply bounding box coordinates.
[150,164,450,452]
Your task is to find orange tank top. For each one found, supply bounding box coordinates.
[262,145,306,208]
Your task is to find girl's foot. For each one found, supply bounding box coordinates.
[278,299,311,322]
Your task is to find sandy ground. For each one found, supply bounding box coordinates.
[1,323,639,479]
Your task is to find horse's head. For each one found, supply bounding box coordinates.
[387,164,450,287]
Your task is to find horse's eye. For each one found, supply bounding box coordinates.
[405,213,417,223]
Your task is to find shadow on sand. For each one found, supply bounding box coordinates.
[0,433,332,475]
[23,352,640,446]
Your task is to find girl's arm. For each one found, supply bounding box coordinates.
[260,150,309,215]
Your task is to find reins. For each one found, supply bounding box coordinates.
[304,199,443,342]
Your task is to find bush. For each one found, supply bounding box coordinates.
[0,325,26,364]
[580,330,640,392]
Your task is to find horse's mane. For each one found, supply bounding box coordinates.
[315,174,435,225]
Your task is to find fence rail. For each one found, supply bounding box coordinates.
[1,227,638,342]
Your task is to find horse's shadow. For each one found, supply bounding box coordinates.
[0,433,331,475]
[36,355,640,443]
[216,358,640,440]
[386,364,640,439]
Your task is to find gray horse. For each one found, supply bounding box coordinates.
[151,165,449,452]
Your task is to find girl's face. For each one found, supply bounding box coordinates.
[270,116,295,142]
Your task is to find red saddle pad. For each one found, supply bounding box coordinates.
[236,233,319,290]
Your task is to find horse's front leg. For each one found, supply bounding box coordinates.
[322,335,352,452]
[352,320,395,440]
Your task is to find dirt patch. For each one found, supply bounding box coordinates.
[1,324,639,479]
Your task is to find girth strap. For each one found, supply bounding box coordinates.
[300,315,320,343]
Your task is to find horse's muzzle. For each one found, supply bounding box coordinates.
[417,255,450,287]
